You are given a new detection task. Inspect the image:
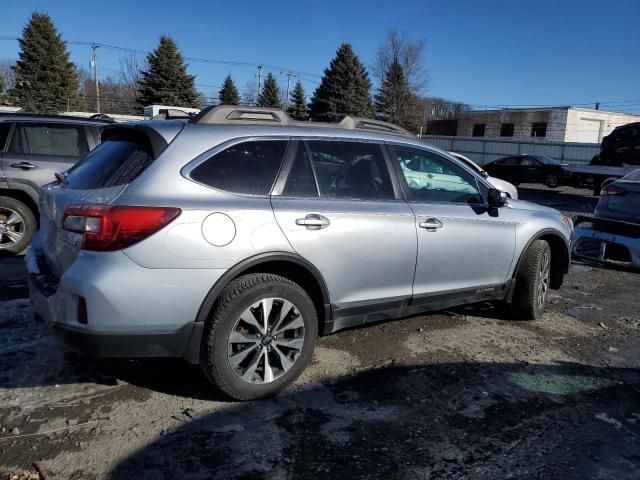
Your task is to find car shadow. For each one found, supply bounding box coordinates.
[105,361,640,480]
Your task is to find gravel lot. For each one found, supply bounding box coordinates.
[1,185,639,480]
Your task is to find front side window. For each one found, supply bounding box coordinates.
[10,123,89,157]
[305,141,394,200]
[190,140,288,195]
[392,146,483,204]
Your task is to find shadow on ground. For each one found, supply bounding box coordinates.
[107,362,640,480]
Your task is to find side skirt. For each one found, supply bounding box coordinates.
[325,281,511,335]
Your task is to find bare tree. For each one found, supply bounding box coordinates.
[0,60,16,92]
[373,29,428,95]
[242,80,258,106]
[118,53,146,111]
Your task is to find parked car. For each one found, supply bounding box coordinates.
[0,113,110,253]
[27,106,572,400]
[483,154,571,188]
[595,122,640,167]
[572,169,640,269]
[447,151,518,199]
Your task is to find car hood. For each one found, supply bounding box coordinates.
[507,198,561,216]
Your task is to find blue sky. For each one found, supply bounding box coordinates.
[1,0,639,112]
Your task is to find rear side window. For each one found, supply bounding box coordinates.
[0,123,10,151]
[65,138,153,189]
[7,123,88,157]
[305,141,394,200]
[190,140,287,195]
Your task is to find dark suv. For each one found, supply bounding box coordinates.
[596,122,640,166]
[0,114,108,253]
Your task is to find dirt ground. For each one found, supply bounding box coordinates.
[1,185,639,480]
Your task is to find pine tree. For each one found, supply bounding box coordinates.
[11,13,81,113]
[288,80,308,120]
[257,73,281,108]
[309,43,374,121]
[374,57,412,127]
[136,36,201,110]
[218,74,240,105]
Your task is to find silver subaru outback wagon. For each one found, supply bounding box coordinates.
[27,106,573,400]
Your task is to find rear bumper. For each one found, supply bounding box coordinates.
[25,240,219,364]
[571,216,640,269]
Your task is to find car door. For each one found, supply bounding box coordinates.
[387,144,516,299]
[0,123,11,187]
[271,139,417,317]
[1,122,89,197]
[489,157,519,184]
[521,156,543,183]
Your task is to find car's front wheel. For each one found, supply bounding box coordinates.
[200,273,317,400]
[510,239,551,320]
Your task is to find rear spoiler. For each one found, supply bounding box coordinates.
[100,122,184,158]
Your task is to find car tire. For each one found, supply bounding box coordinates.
[510,240,551,321]
[544,173,559,188]
[0,196,36,255]
[200,273,318,400]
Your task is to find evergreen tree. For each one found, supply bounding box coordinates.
[374,57,412,127]
[309,43,374,120]
[218,74,240,105]
[11,13,81,113]
[257,72,281,108]
[288,80,308,120]
[136,36,201,110]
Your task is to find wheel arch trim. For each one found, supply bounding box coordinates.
[194,251,331,325]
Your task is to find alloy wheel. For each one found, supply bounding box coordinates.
[227,297,305,384]
[0,207,25,250]
[536,249,551,309]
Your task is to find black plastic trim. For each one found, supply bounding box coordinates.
[52,322,197,360]
[194,251,331,325]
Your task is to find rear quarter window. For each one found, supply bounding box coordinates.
[189,140,288,195]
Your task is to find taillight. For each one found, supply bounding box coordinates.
[600,184,626,196]
[62,205,181,251]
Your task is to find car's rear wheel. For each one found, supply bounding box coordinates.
[200,273,317,400]
[0,196,36,255]
[544,173,559,188]
[510,239,551,320]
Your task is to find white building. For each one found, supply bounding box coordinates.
[452,106,640,144]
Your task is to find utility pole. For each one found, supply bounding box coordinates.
[283,71,295,110]
[256,65,263,101]
[91,43,100,113]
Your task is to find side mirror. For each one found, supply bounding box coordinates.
[480,170,489,179]
[488,188,508,208]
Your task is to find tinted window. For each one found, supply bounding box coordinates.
[0,123,10,151]
[10,123,88,157]
[191,140,287,195]
[497,157,519,165]
[65,139,153,189]
[393,146,483,204]
[521,157,540,166]
[306,141,394,200]
[282,142,318,197]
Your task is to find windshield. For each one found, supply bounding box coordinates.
[623,169,640,181]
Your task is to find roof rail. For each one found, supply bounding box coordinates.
[192,105,414,137]
[338,116,413,136]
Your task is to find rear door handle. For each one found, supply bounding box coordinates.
[10,162,37,170]
[418,218,444,231]
[295,214,330,229]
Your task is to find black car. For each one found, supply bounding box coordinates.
[483,155,571,188]
[0,113,110,253]
[595,122,640,167]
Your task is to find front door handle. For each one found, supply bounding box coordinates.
[10,162,37,170]
[418,218,444,231]
[295,214,330,229]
